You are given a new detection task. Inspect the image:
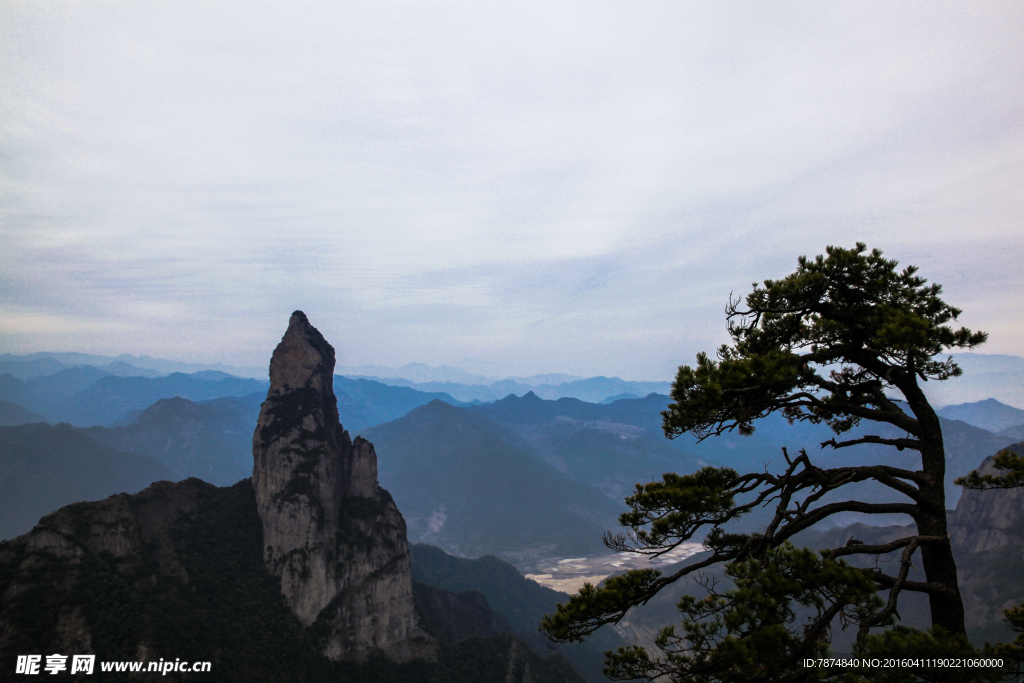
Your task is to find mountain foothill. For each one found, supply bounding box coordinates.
[1,343,1023,680]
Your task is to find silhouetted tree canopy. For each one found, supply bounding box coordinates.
[541,244,1023,681]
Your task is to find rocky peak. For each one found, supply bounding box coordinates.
[252,311,431,661]
[253,310,376,502]
[267,311,335,397]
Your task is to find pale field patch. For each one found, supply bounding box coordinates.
[526,541,705,594]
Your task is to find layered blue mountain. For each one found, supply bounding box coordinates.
[0,369,267,426]
[73,376,463,478]
[0,423,175,540]
[0,351,257,379]
[0,365,467,430]
[0,399,46,427]
[471,392,1016,513]
[938,398,1024,434]
[468,393,711,501]
[0,378,478,542]
[923,353,1024,408]
[332,376,465,434]
[80,395,261,486]
[348,374,672,404]
[366,400,623,565]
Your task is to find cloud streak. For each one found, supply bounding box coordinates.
[1,2,1022,378]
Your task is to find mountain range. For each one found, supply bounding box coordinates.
[0,369,267,426]
[79,395,261,487]
[348,374,673,404]
[2,375,1020,555]
[367,400,623,564]
[0,314,592,682]
[2,334,1023,680]
[0,399,46,427]
[923,353,1024,409]
[0,351,264,380]
[938,397,1024,434]
[0,422,175,540]
[5,349,1023,409]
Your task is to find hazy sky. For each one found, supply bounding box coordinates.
[2,2,1022,380]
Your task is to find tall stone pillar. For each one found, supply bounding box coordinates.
[252,311,432,661]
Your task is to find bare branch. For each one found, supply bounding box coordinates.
[868,572,951,596]
[821,434,920,453]
[829,535,946,558]
[775,500,920,542]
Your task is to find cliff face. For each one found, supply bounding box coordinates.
[949,446,1024,556]
[947,444,1024,630]
[251,311,431,661]
[0,478,230,664]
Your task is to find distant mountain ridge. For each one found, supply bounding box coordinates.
[470,392,1015,512]
[0,377,489,540]
[924,353,1024,409]
[339,353,1024,406]
[366,400,623,565]
[0,351,264,379]
[345,374,672,403]
[80,395,261,486]
[938,398,1024,433]
[0,370,268,426]
[76,377,467,479]
[336,362,591,385]
[7,350,1020,406]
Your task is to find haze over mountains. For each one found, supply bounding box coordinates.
[1,315,610,682]
[4,350,1022,412]
[2,348,1021,556]
[0,422,174,540]
[1,340,1023,681]
[367,401,624,564]
[0,369,267,427]
[344,370,673,404]
[0,349,1021,560]
[0,352,263,380]
[938,398,1024,434]
[0,399,46,427]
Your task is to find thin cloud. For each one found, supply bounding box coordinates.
[1,2,1021,378]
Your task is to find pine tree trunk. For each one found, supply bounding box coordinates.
[915,409,966,636]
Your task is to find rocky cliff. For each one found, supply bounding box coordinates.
[251,311,431,661]
[0,479,578,682]
[949,444,1024,555]
[947,442,1024,631]
[0,311,586,681]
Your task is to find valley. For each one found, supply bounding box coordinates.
[524,541,706,594]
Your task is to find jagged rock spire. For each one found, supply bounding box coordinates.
[253,311,376,503]
[266,310,336,397]
[252,311,432,661]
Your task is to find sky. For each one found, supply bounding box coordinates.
[1,2,1022,380]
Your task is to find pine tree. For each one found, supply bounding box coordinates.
[541,244,1010,681]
